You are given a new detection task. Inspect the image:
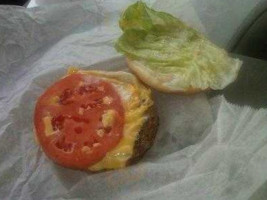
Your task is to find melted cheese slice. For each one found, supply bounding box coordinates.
[43,116,55,137]
[67,68,153,171]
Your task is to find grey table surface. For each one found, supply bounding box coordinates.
[26,0,267,51]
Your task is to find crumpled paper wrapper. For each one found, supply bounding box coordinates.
[0,1,267,200]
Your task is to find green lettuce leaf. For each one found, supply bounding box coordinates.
[115,1,241,90]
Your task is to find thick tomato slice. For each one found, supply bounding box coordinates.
[34,73,124,169]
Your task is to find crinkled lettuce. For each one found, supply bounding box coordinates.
[115,1,242,90]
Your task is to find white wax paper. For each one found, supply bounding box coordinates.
[0,1,267,200]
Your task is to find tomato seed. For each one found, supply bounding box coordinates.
[74,127,82,134]
[59,88,73,105]
[79,85,97,95]
[52,115,65,131]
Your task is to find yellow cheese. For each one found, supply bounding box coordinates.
[82,146,92,154]
[103,96,113,104]
[43,116,55,137]
[66,68,153,171]
[67,66,79,74]
[49,96,59,104]
[102,109,116,128]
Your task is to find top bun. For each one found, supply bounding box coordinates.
[116,2,242,94]
[127,58,206,94]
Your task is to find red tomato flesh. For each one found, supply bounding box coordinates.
[34,73,124,169]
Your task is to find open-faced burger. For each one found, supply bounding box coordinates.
[34,68,158,171]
